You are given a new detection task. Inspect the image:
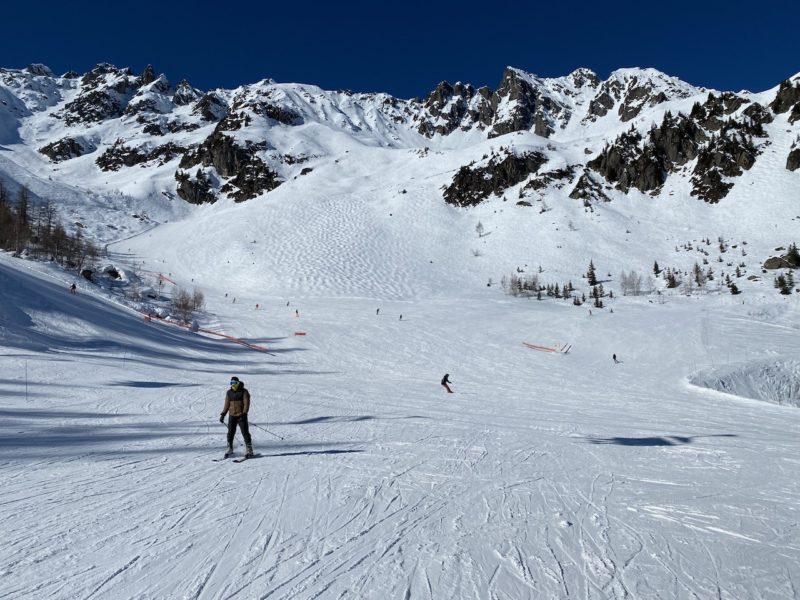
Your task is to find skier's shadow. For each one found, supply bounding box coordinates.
[264,448,363,457]
[582,434,737,447]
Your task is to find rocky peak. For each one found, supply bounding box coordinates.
[192,91,228,121]
[140,65,156,86]
[229,85,302,126]
[24,64,54,77]
[80,63,134,90]
[60,64,140,125]
[173,79,202,106]
[124,74,174,116]
[612,68,699,122]
[585,68,700,123]
[416,80,491,136]
[567,68,600,89]
[490,67,565,138]
[770,76,800,123]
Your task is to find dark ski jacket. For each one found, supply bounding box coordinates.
[222,386,251,417]
[441,374,451,385]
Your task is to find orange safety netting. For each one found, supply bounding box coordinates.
[522,342,571,354]
[143,313,269,352]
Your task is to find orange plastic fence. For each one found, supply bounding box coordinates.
[522,341,571,354]
[522,342,557,353]
[144,313,269,352]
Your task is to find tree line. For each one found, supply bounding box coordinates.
[0,182,99,271]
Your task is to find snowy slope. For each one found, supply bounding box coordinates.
[1,240,800,599]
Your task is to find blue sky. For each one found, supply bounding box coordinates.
[3,0,795,97]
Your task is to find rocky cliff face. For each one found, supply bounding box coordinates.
[587,90,773,203]
[443,150,548,206]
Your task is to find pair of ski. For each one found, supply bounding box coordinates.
[213,453,260,463]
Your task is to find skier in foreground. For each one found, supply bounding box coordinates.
[219,376,254,458]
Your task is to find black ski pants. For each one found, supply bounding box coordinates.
[227,414,252,446]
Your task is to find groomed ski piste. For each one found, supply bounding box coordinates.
[2,215,800,599]
[1,68,800,600]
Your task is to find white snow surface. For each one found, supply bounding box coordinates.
[0,64,799,599]
[2,217,800,600]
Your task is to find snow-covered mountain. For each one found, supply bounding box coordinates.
[2,62,798,210]
[1,61,799,299]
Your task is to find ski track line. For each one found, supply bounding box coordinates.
[263,492,448,599]
[221,472,292,597]
[194,472,267,600]
[82,555,141,600]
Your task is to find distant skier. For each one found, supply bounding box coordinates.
[399,314,403,321]
[69,283,76,295]
[219,376,254,458]
[613,354,620,364]
[376,308,380,315]
[441,373,453,393]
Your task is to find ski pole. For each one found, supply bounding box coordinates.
[250,421,285,440]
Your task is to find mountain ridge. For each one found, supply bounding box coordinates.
[0,62,798,304]
[2,62,797,211]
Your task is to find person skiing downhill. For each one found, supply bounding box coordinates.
[220,376,254,458]
[441,373,453,393]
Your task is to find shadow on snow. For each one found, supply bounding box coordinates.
[582,434,738,447]
[278,414,428,425]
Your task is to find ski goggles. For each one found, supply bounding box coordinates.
[230,380,239,386]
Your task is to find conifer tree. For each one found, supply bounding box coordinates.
[776,275,790,294]
[587,260,597,286]
[787,243,800,266]
[666,270,679,288]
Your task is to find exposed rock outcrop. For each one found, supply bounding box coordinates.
[60,63,138,125]
[175,169,217,204]
[690,130,758,203]
[417,81,493,136]
[173,79,202,106]
[770,78,800,116]
[178,130,280,201]
[587,127,666,193]
[763,245,800,269]
[192,92,228,121]
[522,167,576,193]
[96,141,147,170]
[39,137,95,162]
[490,68,563,138]
[443,151,547,206]
[25,64,54,77]
[589,92,766,201]
[96,140,188,171]
[230,90,303,126]
[787,141,800,171]
[569,170,610,203]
